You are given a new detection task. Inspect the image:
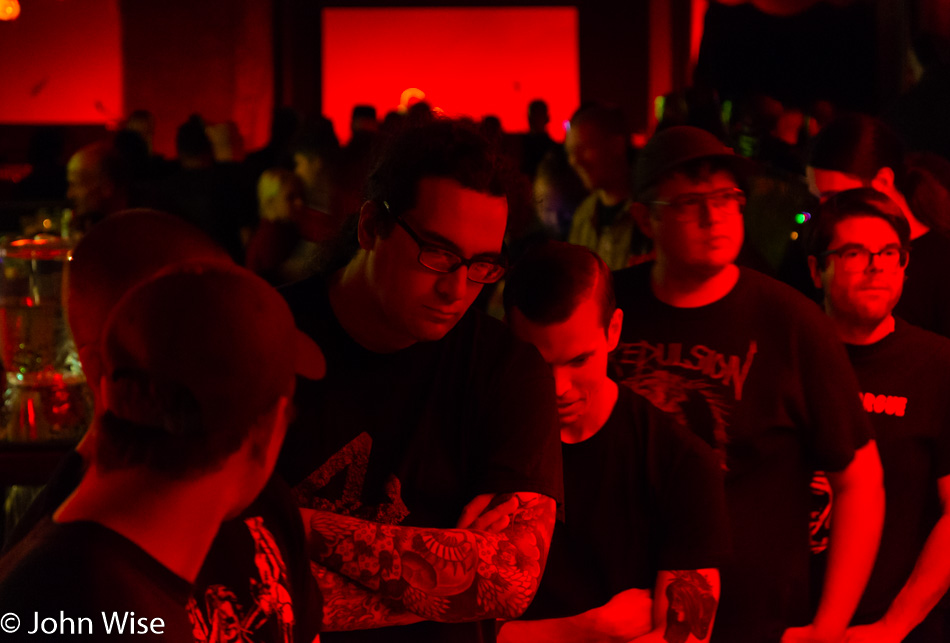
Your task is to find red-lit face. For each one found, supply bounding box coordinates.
[294,153,328,207]
[645,170,744,277]
[275,180,305,222]
[367,177,507,344]
[565,121,623,191]
[66,152,109,217]
[814,216,905,330]
[806,166,866,202]
[509,299,621,432]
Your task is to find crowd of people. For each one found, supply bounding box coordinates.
[1,56,950,643]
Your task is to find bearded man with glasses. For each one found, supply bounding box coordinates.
[614,126,884,643]
[278,119,562,642]
[807,188,950,642]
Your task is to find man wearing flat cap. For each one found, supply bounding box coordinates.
[612,126,885,643]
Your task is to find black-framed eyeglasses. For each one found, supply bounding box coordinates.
[820,243,909,273]
[384,201,508,284]
[649,187,746,222]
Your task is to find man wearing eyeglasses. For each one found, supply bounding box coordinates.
[613,126,884,643]
[807,188,950,642]
[278,119,562,642]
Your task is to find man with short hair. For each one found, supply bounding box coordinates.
[5,210,324,643]
[807,188,950,642]
[566,103,649,270]
[279,118,563,642]
[66,141,130,233]
[0,265,325,639]
[616,125,885,643]
[520,99,556,178]
[499,241,729,643]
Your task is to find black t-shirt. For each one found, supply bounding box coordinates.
[522,385,730,621]
[896,230,950,340]
[812,319,950,635]
[278,276,563,643]
[0,516,195,641]
[3,455,321,643]
[612,264,872,643]
[192,476,322,643]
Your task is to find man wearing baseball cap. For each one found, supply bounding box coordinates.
[613,126,884,642]
[0,265,325,638]
[4,210,325,643]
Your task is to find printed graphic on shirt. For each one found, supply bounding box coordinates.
[188,518,295,642]
[615,339,758,469]
[809,390,902,554]
[809,472,833,553]
[291,432,410,525]
[860,392,908,417]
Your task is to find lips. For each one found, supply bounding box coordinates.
[423,306,461,321]
[557,400,582,416]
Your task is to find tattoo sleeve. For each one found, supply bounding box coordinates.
[313,563,423,631]
[308,492,556,622]
[657,569,720,643]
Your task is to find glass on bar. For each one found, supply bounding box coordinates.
[0,236,92,443]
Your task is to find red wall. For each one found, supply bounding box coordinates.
[0,0,122,124]
[322,7,579,143]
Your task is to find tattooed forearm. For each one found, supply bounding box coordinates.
[660,569,719,643]
[308,492,556,622]
[313,563,423,631]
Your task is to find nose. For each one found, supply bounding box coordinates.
[552,367,572,398]
[698,199,728,227]
[867,251,886,273]
[434,266,469,303]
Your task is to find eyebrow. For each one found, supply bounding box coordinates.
[410,222,505,260]
[560,350,595,366]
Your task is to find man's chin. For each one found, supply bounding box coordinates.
[411,317,462,343]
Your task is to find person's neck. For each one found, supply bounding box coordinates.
[596,183,630,208]
[560,379,618,445]
[54,465,233,583]
[329,256,416,353]
[829,312,895,346]
[651,260,740,308]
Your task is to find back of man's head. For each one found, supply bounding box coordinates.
[68,209,233,397]
[809,114,905,186]
[292,116,340,162]
[351,105,378,134]
[504,241,615,331]
[363,117,508,236]
[569,103,627,140]
[176,114,214,167]
[67,141,131,220]
[528,100,549,133]
[96,265,324,479]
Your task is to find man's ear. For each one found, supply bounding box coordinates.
[357,201,380,250]
[631,202,655,240]
[807,255,823,290]
[871,166,896,194]
[606,307,624,352]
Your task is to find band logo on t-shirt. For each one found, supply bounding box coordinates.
[291,432,411,525]
[860,392,908,417]
[615,339,758,470]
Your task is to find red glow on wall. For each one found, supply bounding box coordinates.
[691,0,708,76]
[322,7,579,144]
[0,0,121,123]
